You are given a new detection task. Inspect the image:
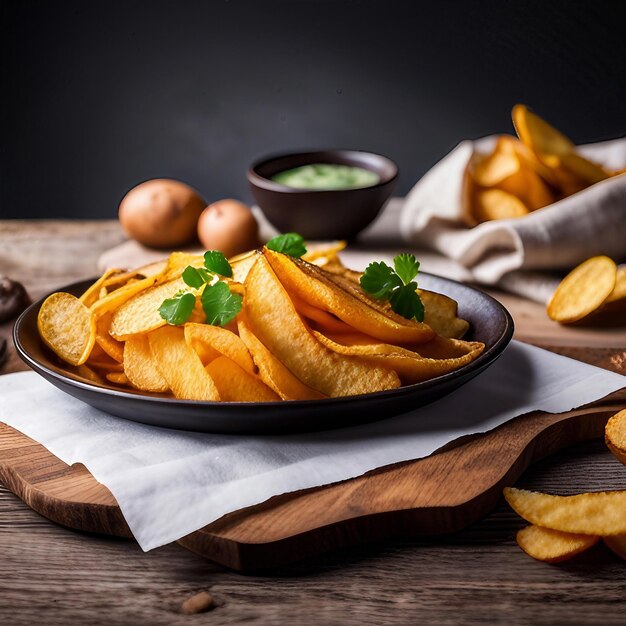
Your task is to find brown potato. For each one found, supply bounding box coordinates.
[119,179,205,249]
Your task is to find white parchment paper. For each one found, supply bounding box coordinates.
[0,341,623,551]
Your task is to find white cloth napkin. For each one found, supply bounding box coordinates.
[399,137,626,298]
[0,341,623,551]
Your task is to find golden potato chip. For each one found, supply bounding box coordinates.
[38,292,96,366]
[123,334,169,393]
[516,525,599,562]
[547,256,617,323]
[302,241,347,263]
[504,487,626,535]
[160,252,205,282]
[68,363,105,385]
[238,319,325,400]
[184,323,255,373]
[418,290,469,339]
[148,326,220,401]
[473,189,529,223]
[205,356,279,402]
[109,277,188,340]
[497,134,559,187]
[245,255,400,397]
[265,248,434,345]
[605,265,626,305]
[238,319,326,400]
[87,355,124,373]
[312,331,484,385]
[605,408,626,467]
[471,143,521,187]
[95,312,124,363]
[290,295,357,335]
[106,372,129,385]
[230,250,261,283]
[79,268,123,307]
[603,535,626,560]
[91,275,158,317]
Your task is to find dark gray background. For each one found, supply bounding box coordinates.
[2,0,625,219]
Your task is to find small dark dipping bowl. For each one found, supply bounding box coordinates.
[247,150,398,240]
[15,274,513,435]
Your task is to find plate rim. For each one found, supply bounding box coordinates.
[14,272,515,411]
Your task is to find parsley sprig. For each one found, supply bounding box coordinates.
[266,232,307,258]
[158,250,242,327]
[360,253,424,322]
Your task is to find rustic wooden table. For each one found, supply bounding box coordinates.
[1,221,625,626]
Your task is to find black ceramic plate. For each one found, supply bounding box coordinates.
[14,274,513,434]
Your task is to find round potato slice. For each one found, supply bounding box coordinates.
[547,256,617,323]
[37,292,96,366]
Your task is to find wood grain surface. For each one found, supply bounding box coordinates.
[1,221,625,625]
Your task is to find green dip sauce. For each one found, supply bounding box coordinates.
[271,163,380,190]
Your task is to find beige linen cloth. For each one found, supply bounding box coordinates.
[398,137,626,303]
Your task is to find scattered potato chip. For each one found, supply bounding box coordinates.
[205,356,279,402]
[109,277,188,340]
[547,256,617,323]
[184,323,255,373]
[516,524,599,563]
[504,487,626,535]
[245,255,401,397]
[95,312,125,362]
[603,535,626,560]
[265,248,434,345]
[106,372,129,385]
[148,326,220,401]
[605,408,626,467]
[123,334,169,393]
[312,331,484,384]
[238,319,325,400]
[473,189,529,222]
[38,292,96,366]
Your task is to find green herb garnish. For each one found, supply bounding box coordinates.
[201,281,242,326]
[159,250,241,327]
[158,292,196,326]
[266,232,307,258]
[360,253,425,322]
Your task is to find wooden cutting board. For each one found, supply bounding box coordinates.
[1,394,623,572]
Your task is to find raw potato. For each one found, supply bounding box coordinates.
[245,255,401,397]
[238,319,325,401]
[119,179,205,249]
[184,323,255,373]
[148,326,219,401]
[123,334,169,393]
[516,525,599,562]
[205,356,279,402]
[603,535,626,560]
[197,200,259,259]
[38,292,96,366]
[503,487,626,535]
[547,256,617,323]
[265,248,434,345]
[605,408,626,466]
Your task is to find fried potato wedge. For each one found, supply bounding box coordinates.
[123,334,169,393]
[109,277,188,340]
[605,408,626,467]
[313,331,484,384]
[504,487,626,535]
[38,292,96,366]
[473,189,529,222]
[245,255,400,397]
[91,275,158,317]
[95,312,125,363]
[79,268,123,307]
[184,323,255,373]
[547,256,617,323]
[603,535,626,560]
[265,248,434,345]
[148,326,219,401]
[238,319,325,401]
[205,356,279,402]
[516,525,599,562]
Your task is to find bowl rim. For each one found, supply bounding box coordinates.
[247,149,399,193]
